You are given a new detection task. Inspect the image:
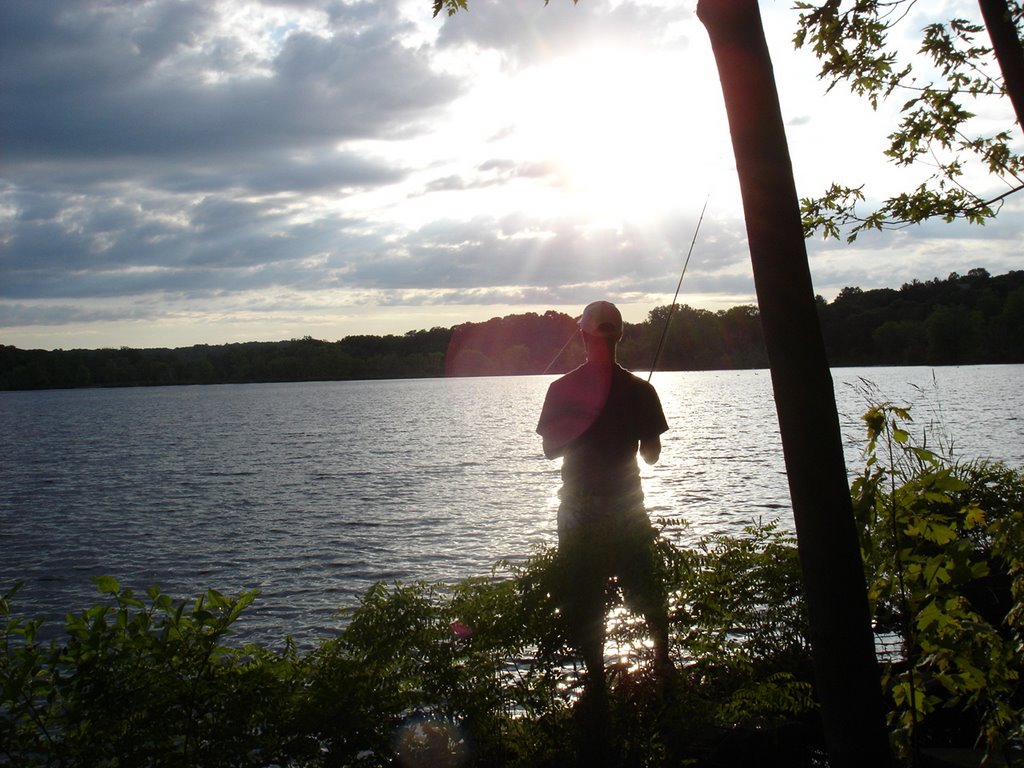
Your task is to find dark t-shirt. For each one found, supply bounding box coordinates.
[536,362,668,497]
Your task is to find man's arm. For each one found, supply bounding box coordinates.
[540,412,583,459]
[537,381,590,460]
[639,435,661,465]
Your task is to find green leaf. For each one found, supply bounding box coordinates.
[916,600,944,631]
[94,575,120,595]
[911,447,937,463]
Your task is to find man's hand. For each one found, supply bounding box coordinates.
[639,435,661,465]
[542,433,567,460]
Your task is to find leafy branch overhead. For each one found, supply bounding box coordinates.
[794,0,1024,241]
[433,0,576,16]
[432,0,466,17]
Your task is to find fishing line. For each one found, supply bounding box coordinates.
[542,327,581,375]
[543,197,710,378]
[647,195,710,382]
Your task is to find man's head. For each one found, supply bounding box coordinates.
[579,300,623,341]
[579,301,622,361]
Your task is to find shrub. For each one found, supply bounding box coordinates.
[2,527,821,767]
[0,579,307,767]
[852,403,1024,761]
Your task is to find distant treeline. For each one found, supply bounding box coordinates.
[820,267,1024,366]
[2,268,1022,390]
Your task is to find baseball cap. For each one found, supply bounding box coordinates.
[579,300,623,338]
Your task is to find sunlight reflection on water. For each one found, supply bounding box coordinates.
[1,365,1021,646]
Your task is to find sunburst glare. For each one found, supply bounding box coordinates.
[506,46,730,223]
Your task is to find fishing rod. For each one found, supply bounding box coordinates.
[647,196,710,382]
[542,197,709,377]
[542,326,580,375]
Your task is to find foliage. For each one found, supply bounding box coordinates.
[0,331,452,390]
[2,525,820,767]
[673,522,811,682]
[0,579,300,767]
[851,400,1024,762]
[665,523,820,764]
[432,0,468,17]
[794,1,1024,241]
[818,267,1024,366]
[445,311,582,377]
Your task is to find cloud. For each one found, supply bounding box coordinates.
[1,0,1021,349]
[0,0,456,312]
[422,159,558,193]
[1,1,458,164]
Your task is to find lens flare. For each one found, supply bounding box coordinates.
[393,715,468,768]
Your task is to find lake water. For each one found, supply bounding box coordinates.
[1,365,1021,647]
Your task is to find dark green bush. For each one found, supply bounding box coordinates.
[2,525,819,767]
[853,403,1024,762]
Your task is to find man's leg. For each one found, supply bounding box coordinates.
[556,534,613,765]
[557,537,608,683]
[557,500,610,683]
[618,523,674,675]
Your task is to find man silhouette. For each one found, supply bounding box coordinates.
[536,301,673,705]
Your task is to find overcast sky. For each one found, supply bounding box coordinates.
[2,0,1021,350]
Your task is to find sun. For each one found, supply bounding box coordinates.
[508,47,726,221]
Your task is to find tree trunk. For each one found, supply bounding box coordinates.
[979,0,1024,128]
[695,2,892,766]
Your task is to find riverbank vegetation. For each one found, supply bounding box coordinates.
[3,268,1024,391]
[2,408,1022,766]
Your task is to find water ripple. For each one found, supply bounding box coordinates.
[2,367,1022,647]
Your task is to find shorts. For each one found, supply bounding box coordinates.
[556,488,652,543]
[554,489,667,643]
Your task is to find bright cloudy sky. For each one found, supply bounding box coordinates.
[2,0,1021,350]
